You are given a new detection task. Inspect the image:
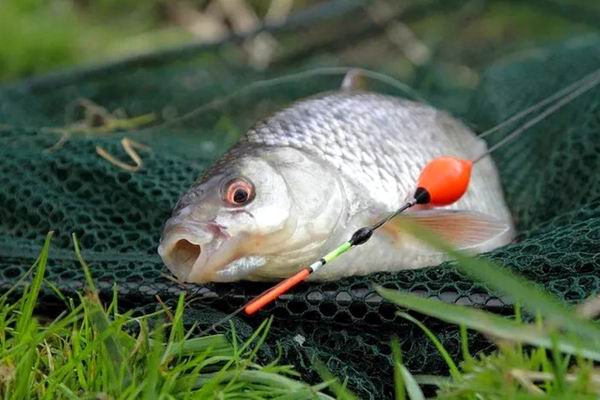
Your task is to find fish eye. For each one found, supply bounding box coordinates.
[224,178,254,206]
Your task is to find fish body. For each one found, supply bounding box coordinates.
[159,90,514,283]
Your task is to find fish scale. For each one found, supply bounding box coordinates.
[244,90,511,220]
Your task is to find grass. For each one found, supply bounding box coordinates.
[3,226,600,399]
[0,232,335,399]
[0,0,192,81]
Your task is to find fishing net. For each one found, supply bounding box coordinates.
[1,4,600,397]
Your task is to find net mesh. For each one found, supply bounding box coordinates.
[1,13,599,398]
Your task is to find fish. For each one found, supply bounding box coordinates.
[158,74,514,283]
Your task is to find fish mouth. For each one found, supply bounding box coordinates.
[158,221,251,283]
[158,223,209,282]
[164,238,202,280]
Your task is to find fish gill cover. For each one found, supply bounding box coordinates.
[0,14,599,400]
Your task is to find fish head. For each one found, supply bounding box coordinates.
[158,146,346,283]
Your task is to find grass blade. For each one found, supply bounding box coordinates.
[377,287,600,361]
[397,312,460,379]
[16,231,53,336]
[393,220,600,344]
[400,365,425,400]
[313,360,358,400]
[165,335,232,358]
[460,325,472,364]
[143,323,163,399]
[413,375,450,386]
[391,337,405,400]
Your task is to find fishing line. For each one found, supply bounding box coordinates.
[473,67,600,163]
[142,64,599,141]
[196,67,600,335]
[138,66,425,133]
[477,68,600,139]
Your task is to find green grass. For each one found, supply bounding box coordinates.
[3,227,600,399]
[0,0,191,82]
[0,232,335,399]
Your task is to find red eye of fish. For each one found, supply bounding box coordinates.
[224,179,254,206]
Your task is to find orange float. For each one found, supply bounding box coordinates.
[416,157,473,206]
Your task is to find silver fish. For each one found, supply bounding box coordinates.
[158,82,514,283]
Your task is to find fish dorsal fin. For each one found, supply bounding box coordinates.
[382,209,514,252]
[341,69,368,91]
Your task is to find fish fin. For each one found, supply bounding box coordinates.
[341,69,368,91]
[382,209,514,252]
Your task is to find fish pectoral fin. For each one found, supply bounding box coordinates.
[341,69,368,91]
[383,209,514,252]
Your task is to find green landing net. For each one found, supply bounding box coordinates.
[1,16,599,400]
